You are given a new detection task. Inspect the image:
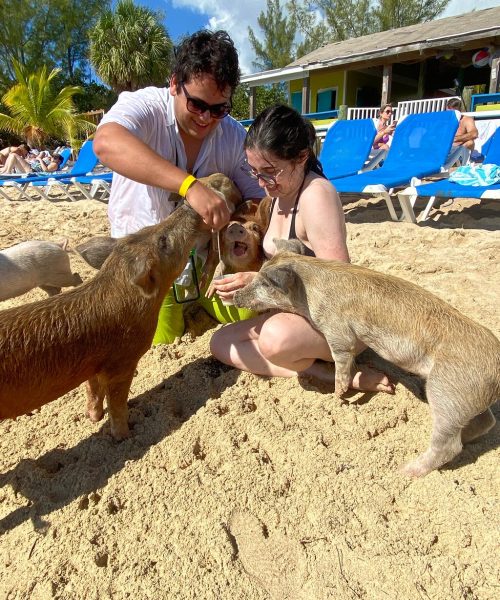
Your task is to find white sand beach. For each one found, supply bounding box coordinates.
[0,188,499,600]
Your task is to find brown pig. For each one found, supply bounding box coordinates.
[0,203,204,440]
[205,197,271,296]
[233,239,500,477]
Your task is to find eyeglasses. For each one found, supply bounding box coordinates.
[241,164,284,186]
[383,109,393,114]
[180,82,231,119]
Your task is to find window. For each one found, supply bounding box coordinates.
[291,91,302,113]
[317,88,337,112]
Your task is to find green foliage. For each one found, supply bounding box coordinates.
[288,0,450,56]
[89,0,173,93]
[0,61,96,147]
[373,0,449,29]
[248,0,298,71]
[0,0,109,91]
[232,84,288,121]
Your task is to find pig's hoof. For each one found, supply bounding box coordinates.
[400,459,432,478]
[110,425,131,441]
[87,408,104,423]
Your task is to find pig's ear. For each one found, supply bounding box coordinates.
[130,257,159,297]
[265,266,298,294]
[234,199,258,217]
[274,238,308,255]
[255,196,272,226]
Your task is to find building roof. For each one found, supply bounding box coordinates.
[241,7,500,85]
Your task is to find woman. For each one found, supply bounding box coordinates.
[372,103,396,151]
[210,105,394,393]
[0,151,63,174]
[0,143,30,167]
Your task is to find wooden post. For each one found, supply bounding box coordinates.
[489,57,500,93]
[417,61,426,98]
[301,76,310,114]
[381,64,392,105]
[249,87,257,119]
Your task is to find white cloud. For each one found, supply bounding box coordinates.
[171,0,267,75]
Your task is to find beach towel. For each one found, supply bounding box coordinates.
[448,163,500,186]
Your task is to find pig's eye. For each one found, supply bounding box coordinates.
[158,235,168,250]
[250,223,260,232]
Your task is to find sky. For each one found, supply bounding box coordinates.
[134,0,500,76]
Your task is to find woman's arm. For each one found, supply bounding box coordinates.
[299,177,350,262]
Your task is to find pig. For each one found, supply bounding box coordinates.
[233,239,500,477]
[205,196,271,296]
[0,203,204,440]
[0,240,83,301]
[74,236,118,270]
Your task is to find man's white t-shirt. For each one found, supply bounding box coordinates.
[99,86,263,237]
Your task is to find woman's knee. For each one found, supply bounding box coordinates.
[258,317,293,361]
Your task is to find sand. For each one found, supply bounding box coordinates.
[0,188,498,600]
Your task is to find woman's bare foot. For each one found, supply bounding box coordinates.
[301,361,395,394]
[351,364,395,394]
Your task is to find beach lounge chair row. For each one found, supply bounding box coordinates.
[320,110,500,223]
[397,126,500,222]
[0,140,111,202]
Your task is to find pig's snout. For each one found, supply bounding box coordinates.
[225,223,247,241]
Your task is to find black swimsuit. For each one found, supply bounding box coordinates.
[269,185,315,257]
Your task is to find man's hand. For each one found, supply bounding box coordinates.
[185,181,231,230]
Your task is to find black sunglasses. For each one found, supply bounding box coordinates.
[180,82,231,119]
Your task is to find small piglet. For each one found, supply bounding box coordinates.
[205,197,271,296]
[233,239,500,477]
[0,240,82,301]
[0,203,204,440]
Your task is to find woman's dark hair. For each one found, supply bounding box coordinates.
[172,30,240,93]
[52,153,63,164]
[244,104,325,176]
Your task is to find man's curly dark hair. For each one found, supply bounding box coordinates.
[172,30,240,93]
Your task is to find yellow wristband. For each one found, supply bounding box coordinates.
[179,174,197,198]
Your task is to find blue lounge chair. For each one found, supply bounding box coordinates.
[397,127,500,223]
[319,118,377,179]
[0,140,98,201]
[330,111,460,221]
[50,171,113,202]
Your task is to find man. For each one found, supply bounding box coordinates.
[94,29,263,343]
[446,98,478,150]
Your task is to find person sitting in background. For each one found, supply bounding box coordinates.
[0,143,30,167]
[373,103,396,151]
[446,98,478,150]
[0,151,63,174]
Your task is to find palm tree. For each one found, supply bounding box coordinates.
[89,0,173,93]
[0,60,95,148]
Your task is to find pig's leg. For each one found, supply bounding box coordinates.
[86,376,106,422]
[401,372,464,477]
[324,329,357,396]
[106,371,135,440]
[39,285,61,296]
[462,408,495,443]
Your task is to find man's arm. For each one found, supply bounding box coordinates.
[94,123,230,229]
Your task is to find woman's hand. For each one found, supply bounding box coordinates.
[208,271,257,302]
